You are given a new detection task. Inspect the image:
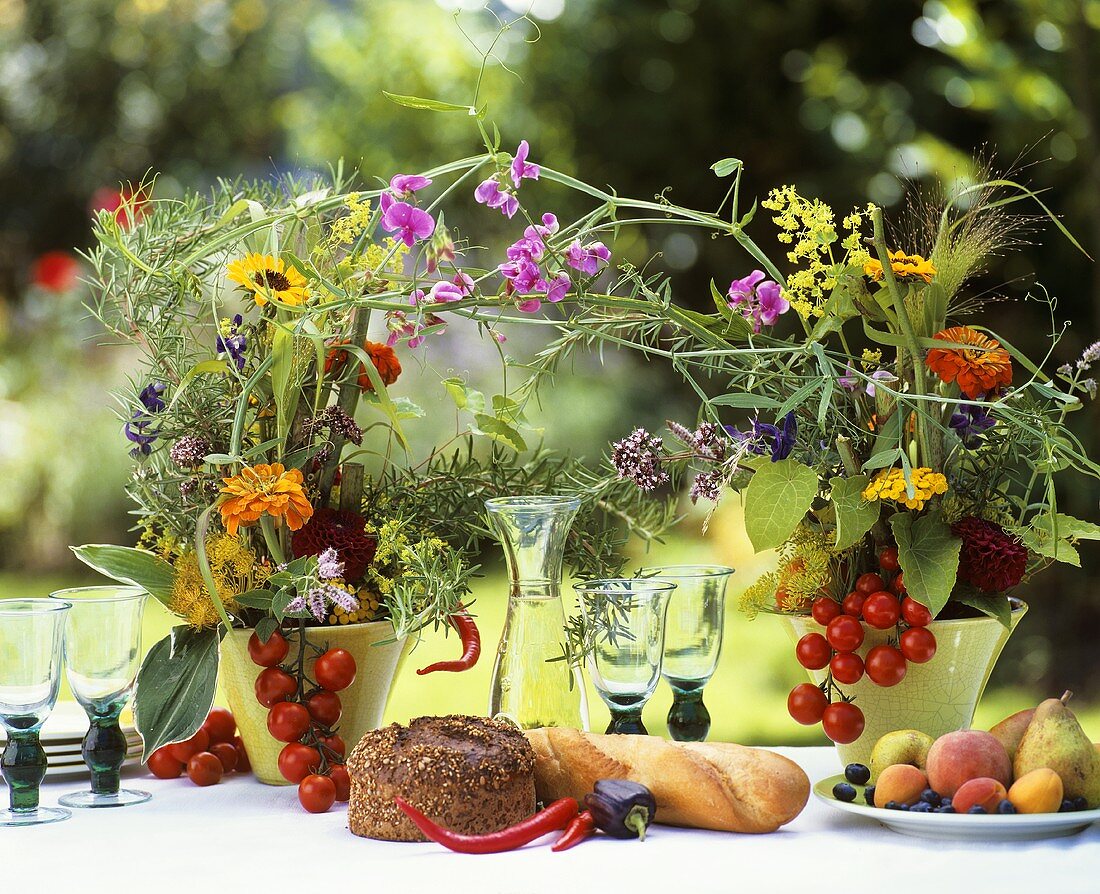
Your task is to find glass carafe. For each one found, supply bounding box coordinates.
[486,495,588,730]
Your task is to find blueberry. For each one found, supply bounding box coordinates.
[935,805,956,814]
[845,763,871,786]
[939,797,952,810]
[864,785,876,805]
[1060,799,1076,813]
[909,801,932,813]
[885,800,903,810]
[833,782,857,802]
[997,800,1016,815]
[968,805,987,814]
[920,788,942,806]
[1073,797,1089,811]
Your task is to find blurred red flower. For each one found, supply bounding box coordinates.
[89,185,148,230]
[31,251,81,292]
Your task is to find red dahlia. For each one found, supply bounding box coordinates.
[291,508,376,583]
[951,516,1028,593]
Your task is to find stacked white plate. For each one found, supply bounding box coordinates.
[1,702,143,780]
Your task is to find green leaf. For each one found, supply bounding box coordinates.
[381,91,472,113]
[709,392,783,409]
[391,397,425,419]
[890,512,961,617]
[743,460,820,552]
[269,324,298,453]
[1011,512,1100,567]
[470,415,527,452]
[711,158,743,177]
[133,626,219,759]
[954,593,1013,628]
[254,616,278,644]
[234,589,275,609]
[862,447,902,472]
[71,545,176,609]
[166,359,231,411]
[442,377,487,415]
[830,475,880,550]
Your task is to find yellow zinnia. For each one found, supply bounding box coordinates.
[863,250,936,284]
[226,253,311,306]
[862,467,948,510]
[219,463,314,536]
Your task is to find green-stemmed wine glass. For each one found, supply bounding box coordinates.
[50,586,150,809]
[573,579,675,735]
[0,598,72,826]
[640,564,733,741]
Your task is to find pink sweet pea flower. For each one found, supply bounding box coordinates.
[474,179,519,218]
[516,298,542,313]
[728,270,788,333]
[452,272,475,295]
[428,280,465,303]
[389,174,432,196]
[546,272,571,303]
[381,201,435,248]
[510,140,540,186]
[565,240,611,276]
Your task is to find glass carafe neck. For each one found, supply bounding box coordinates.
[486,496,580,588]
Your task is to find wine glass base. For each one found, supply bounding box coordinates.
[0,806,71,826]
[58,788,151,809]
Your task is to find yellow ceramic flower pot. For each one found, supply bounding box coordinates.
[780,599,1027,767]
[220,621,408,785]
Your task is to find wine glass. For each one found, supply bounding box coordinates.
[573,579,675,735]
[640,564,733,741]
[50,586,150,809]
[0,598,72,826]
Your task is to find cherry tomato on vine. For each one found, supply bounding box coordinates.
[318,734,346,758]
[890,571,907,596]
[822,702,865,744]
[830,652,865,685]
[878,546,900,573]
[787,683,828,725]
[314,649,357,692]
[901,596,932,627]
[278,743,321,784]
[148,747,184,779]
[861,591,901,630]
[865,645,907,687]
[826,615,865,653]
[329,764,351,802]
[795,633,832,670]
[855,572,886,595]
[247,629,289,668]
[168,727,210,764]
[233,736,251,773]
[255,667,296,708]
[210,742,239,772]
[900,627,938,663]
[202,707,236,744]
[841,591,867,618]
[306,689,342,728]
[268,701,311,743]
[299,773,337,813]
[811,596,842,626]
[187,752,223,786]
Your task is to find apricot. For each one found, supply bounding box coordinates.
[926,730,1012,797]
[1008,768,1064,815]
[873,764,929,808]
[952,777,1008,813]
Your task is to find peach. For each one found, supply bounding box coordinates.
[873,764,929,808]
[1008,768,1064,815]
[952,777,1008,813]
[926,730,1012,797]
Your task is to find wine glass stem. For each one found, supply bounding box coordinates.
[606,708,647,735]
[667,687,711,742]
[84,715,127,796]
[2,730,46,811]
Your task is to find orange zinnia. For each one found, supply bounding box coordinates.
[219,463,314,536]
[325,340,402,392]
[925,326,1013,399]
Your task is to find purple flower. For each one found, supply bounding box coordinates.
[510,140,540,186]
[389,174,432,196]
[690,470,723,504]
[949,404,995,449]
[216,314,247,372]
[565,240,612,276]
[386,309,444,349]
[865,369,898,399]
[316,547,344,581]
[727,270,789,333]
[125,382,166,457]
[428,280,465,303]
[612,428,670,491]
[728,412,797,462]
[452,272,475,295]
[286,581,359,624]
[501,256,546,294]
[138,382,166,413]
[839,364,858,391]
[474,178,519,218]
[380,201,435,248]
[546,272,571,304]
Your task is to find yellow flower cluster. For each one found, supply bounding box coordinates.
[170,534,264,628]
[738,525,841,618]
[359,237,409,289]
[326,193,373,248]
[861,348,883,368]
[762,186,874,319]
[862,467,948,510]
[327,584,382,625]
[365,519,448,605]
[864,250,937,284]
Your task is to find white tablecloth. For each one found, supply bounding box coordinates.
[7,747,1098,892]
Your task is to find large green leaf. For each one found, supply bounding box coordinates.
[830,475,880,550]
[71,545,176,609]
[743,460,819,552]
[890,512,961,617]
[133,626,219,759]
[955,593,1013,629]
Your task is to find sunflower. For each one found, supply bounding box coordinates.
[925,326,1013,399]
[219,463,313,536]
[863,250,937,284]
[226,253,310,307]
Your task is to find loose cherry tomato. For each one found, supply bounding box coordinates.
[822,702,865,744]
[299,773,337,814]
[268,701,311,743]
[210,742,238,772]
[314,649,357,691]
[855,572,886,595]
[278,743,321,783]
[861,591,901,630]
[811,596,842,626]
[148,747,184,779]
[900,627,938,663]
[865,645,907,687]
[787,683,828,725]
[878,546,900,573]
[306,689,342,727]
[168,727,210,764]
[826,615,864,652]
[247,629,289,667]
[795,633,831,670]
[233,736,251,773]
[187,752,223,786]
[202,707,236,744]
[901,596,932,627]
[890,571,907,596]
[318,734,346,758]
[329,764,351,802]
[255,667,296,708]
[830,652,865,684]
[841,591,867,618]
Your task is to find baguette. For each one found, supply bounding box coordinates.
[525,728,809,833]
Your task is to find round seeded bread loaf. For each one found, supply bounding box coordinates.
[347,714,536,841]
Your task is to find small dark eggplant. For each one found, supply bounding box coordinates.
[583,779,656,841]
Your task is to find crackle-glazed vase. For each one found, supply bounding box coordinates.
[780,599,1027,767]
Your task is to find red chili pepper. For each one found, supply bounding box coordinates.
[395,796,578,854]
[551,809,596,852]
[416,606,481,675]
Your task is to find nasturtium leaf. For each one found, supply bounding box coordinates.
[890,512,961,617]
[70,545,176,608]
[954,593,1013,629]
[470,415,527,452]
[830,476,880,550]
[743,460,820,552]
[133,626,219,759]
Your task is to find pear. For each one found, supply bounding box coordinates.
[990,692,1071,761]
[1014,691,1100,807]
